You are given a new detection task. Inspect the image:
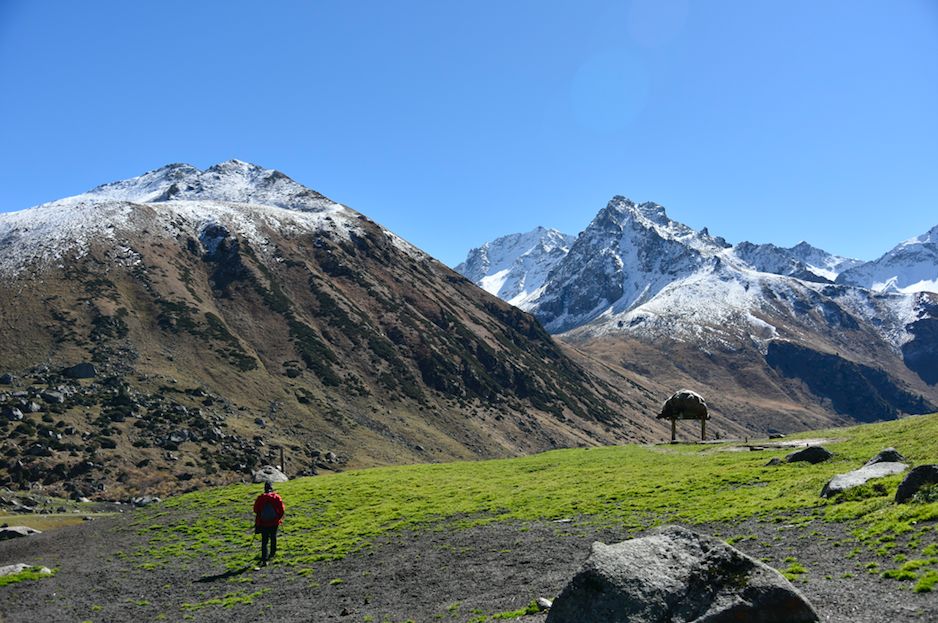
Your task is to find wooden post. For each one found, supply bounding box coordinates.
[701,418,706,442]
[670,418,677,443]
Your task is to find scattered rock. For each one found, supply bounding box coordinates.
[40,390,65,404]
[545,525,819,623]
[0,373,14,385]
[63,362,97,379]
[768,432,786,439]
[764,457,782,466]
[252,465,288,483]
[536,597,553,611]
[865,448,906,466]
[0,526,42,540]
[896,465,938,503]
[255,417,266,427]
[325,451,338,463]
[131,496,162,507]
[786,446,832,464]
[0,563,51,577]
[821,462,908,498]
[2,406,24,421]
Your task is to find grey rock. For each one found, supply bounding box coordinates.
[896,465,938,503]
[546,526,819,623]
[63,362,97,379]
[765,457,782,466]
[168,430,189,444]
[865,448,906,467]
[0,563,51,577]
[0,526,42,540]
[40,390,65,404]
[252,465,288,483]
[0,373,14,385]
[23,401,42,413]
[255,417,266,427]
[821,462,908,498]
[536,597,553,611]
[2,406,23,421]
[325,451,338,463]
[131,496,162,507]
[786,446,833,464]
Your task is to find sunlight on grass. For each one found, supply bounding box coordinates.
[130,413,938,574]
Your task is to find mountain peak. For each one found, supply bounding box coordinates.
[82,160,333,212]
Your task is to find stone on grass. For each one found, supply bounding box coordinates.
[536,597,553,611]
[865,448,906,467]
[0,563,51,577]
[0,526,41,540]
[821,462,908,498]
[546,525,819,623]
[765,457,782,467]
[786,446,832,464]
[252,465,288,483]
[895,465,938,504]
[131,496,162,507]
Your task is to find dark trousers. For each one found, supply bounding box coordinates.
[258,526,278,561]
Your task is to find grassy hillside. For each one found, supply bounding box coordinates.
[129,413,938,578]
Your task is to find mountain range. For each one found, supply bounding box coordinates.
[456,196,938,430]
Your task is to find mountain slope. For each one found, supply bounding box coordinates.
[460,197,938,431]
[0,162,670,499]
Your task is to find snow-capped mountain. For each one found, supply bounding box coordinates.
[1,162,670,499]
[461,195,938,426]
[836,224,938,293]
[454,227,574,307]
[731,241,862,283]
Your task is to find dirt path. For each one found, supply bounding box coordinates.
[1,510,935,622]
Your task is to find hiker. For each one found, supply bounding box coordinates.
[253,481,285,566]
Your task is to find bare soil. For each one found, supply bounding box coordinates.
[1,509,935,622]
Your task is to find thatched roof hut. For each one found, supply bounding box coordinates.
[657,389,710,421]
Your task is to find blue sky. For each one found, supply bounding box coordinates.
[1,1,936,266]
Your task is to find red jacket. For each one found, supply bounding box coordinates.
[253,492,285,528]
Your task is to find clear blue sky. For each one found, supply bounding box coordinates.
[1,1,936,266]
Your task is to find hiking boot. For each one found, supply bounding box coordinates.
[259,559,268,567]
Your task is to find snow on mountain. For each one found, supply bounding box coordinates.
[454,227,575,307]
[529,196,732,333]
[459,195,930,360]
[837,224,938,294]
[731,241,862,283]
[0,160,421,277]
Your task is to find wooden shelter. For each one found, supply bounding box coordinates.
[657,389,710,442]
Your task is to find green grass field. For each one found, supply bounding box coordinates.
[129,413,938,576]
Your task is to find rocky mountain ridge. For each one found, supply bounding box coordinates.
[456,197,938,428]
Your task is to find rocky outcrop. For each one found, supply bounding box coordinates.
[252,465,288,483]
[895,465,938,503]
[865,448,907,466]
[0,563,52,577]
[546,526,819,623]
[786,446,833,464]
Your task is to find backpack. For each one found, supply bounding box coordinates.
[259,498,278,522]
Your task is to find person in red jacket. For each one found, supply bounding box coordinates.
[253,481,285,566]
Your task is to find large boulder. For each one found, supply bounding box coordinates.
[865,448,906,466]
[895,465,938,503]
[252,465,288,483]
[786,446,833,464]
[63,362,97,379]
[546,526,819,623]
[0,526,42,540]
[821,462,908,498]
